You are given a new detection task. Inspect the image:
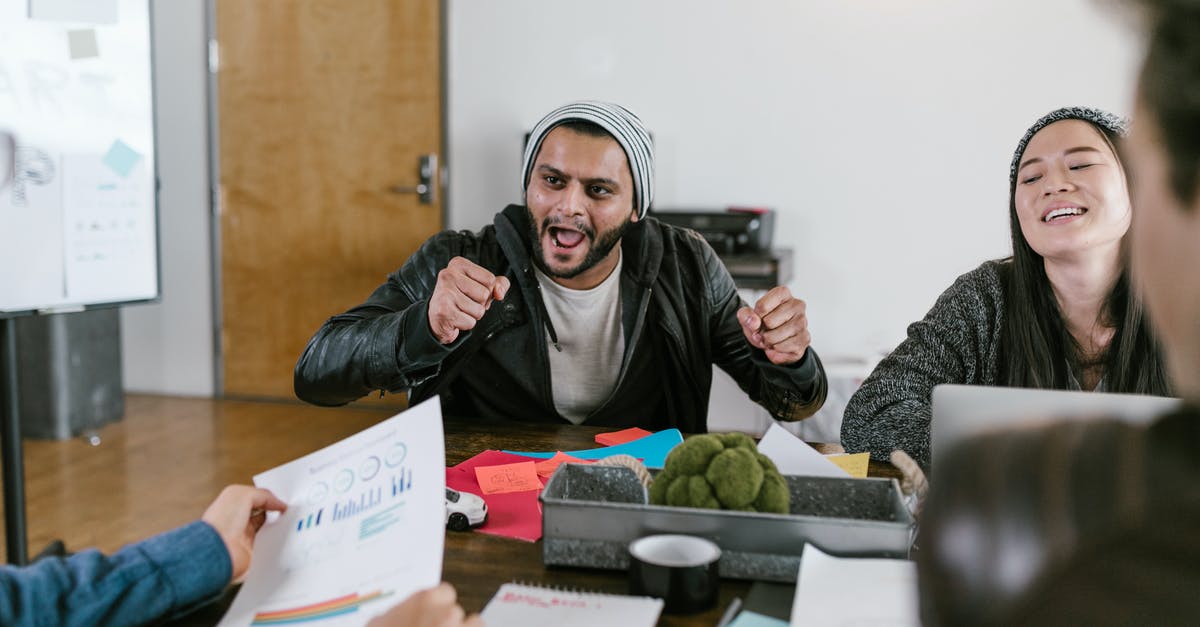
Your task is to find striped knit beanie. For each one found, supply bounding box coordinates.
[521,101,655,219]
[1009,106,1128,189]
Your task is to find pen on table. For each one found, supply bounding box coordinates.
[716,596,743,627]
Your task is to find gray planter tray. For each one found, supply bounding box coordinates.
[540,464,915,582]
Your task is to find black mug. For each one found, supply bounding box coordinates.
[628,534,721,614]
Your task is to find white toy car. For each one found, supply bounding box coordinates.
[445,487,487,531]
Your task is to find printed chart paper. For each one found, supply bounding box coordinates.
[220,397,446,626]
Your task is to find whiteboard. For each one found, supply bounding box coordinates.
[0,0,158,317]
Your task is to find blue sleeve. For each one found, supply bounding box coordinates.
[0,520,232,627]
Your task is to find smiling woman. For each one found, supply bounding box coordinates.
[841,107,1173,468]
[1000,110,1165,395]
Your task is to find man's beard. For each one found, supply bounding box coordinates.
[528,212,632,280]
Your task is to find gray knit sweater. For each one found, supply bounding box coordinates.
[841,260,1010,468]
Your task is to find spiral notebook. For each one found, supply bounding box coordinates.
[480,582,663,626]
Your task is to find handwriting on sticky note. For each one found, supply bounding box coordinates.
[825,452,870,478]
[475,461,542,494]
[534,452,592,480]
[595,427,653,447]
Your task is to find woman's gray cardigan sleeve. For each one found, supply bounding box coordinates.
[841,261,1006,468]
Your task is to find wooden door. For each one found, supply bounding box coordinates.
[215,0,442,403]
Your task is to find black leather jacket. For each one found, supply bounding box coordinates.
[294,204,826,432]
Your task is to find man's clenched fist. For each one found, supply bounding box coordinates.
[737,286,811,365]
[427,257,510,344]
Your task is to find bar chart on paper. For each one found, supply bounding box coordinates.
[219,398,447,626]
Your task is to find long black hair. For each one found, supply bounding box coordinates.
[998,120,1172,395]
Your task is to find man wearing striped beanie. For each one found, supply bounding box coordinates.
[296,101,827,432]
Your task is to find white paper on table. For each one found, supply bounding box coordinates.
[219,397,446,626]
[756,424,849,478]
[790,544,920,627]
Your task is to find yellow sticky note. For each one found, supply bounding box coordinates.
[825,452,870,478]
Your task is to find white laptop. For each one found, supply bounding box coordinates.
[931,384,1182,466]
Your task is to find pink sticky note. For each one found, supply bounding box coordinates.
[594,427,653,447]
[474,461,542,495]
[448,450,545,542]
[534,452,593,480]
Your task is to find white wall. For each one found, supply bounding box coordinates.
[447,0,1141,360]
[124,0,1141,397]
[120,0,213,396]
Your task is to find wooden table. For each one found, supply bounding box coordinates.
[23,395,900,626]
[163,407,900,626]
[440,418,901,626]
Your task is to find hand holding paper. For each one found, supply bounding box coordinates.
[366,583,483,627]
[201,485,287,581]
[219,397,448,626]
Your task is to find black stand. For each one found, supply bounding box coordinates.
[0,318,28,565]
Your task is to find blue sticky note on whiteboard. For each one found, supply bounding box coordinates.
[502,428,683,469]
[102,139,141,177]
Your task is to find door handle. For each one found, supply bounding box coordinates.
[389,153,438,205]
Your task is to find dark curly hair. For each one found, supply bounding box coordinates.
[1132,0,1200,206]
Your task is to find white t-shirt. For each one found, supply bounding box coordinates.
[534,253,625,424]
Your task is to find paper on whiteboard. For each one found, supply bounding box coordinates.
[756,424,849,478]
[67,29,99,60]
[29,0,117,24]
[61,153,155,304]
[219,397,447,626]
[0,143,65,311]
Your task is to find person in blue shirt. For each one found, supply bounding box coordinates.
[0,133,480,627]
[0,485,482,626]
[0,485,286,625]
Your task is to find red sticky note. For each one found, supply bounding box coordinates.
[448,450,545,542]
[534,452,592,480]
[595,427,652,447]
[474,461,542,495]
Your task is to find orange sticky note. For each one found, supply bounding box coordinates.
[534,452,592,480]
[474,461,543,495]
[595,427,652,447]
[825,452,870,478]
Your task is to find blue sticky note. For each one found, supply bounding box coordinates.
[728,610,789,627]
[102,139,141,177]
[67,29,99,60]
[502,429,683,469]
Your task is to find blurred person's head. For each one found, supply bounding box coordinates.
[918,417,1200,625]
[1124,0,1200,400]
